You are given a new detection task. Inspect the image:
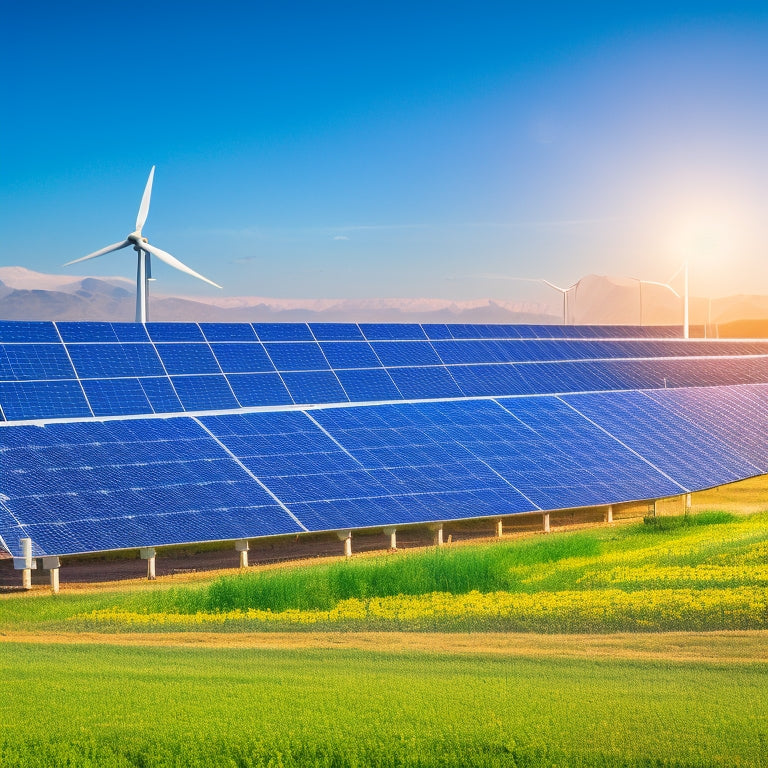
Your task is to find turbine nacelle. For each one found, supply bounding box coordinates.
[128,232,149,246]
[63,166,222,323]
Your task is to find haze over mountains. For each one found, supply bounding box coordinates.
[0,267,556,324]
[2,266,768,329]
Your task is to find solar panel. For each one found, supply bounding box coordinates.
[1,322,767,422]
[253,322,314,341]
[209,343,275,373]
[1,321,767,561]
[0,321,60,343]
[226,373,294,407]
[262,342,330,371]
[562,389,761,490]
[308,323,365,341]
[0,380,92,421]
[171,375,240,411]
[0,417,304,555]
[317,341,383,369]
[200,322,259,342]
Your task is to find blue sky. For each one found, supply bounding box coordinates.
[1,2,767,304]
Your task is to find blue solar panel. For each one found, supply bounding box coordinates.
[370,341,443,367]
[281,371,349,404]
[154,343,221,375]
[448,364,528,397]
[145,323,205,342]
[81,378,153,416]
[1,344,76,380]
[137,376,183,413]
[334,368,403,401]
[308,323,364,341]
[111,323,151,342]
[0,417,305,554]
[421,324,454,340]
[200,323,259,342]
[319,341,383,369]
[642,387,768,474]
[210,343,275,373]
[386,366,464,399]
[56,322,119,343]
[0,380,92,420]
[171,375,239,411]
[0,348,14,380]
[0,321,60,343]
[226,373,294,407]
[3,320,768,560]
[263,342,330,371]
[360,323,427,340]
[562,390,758,490]
[253,323,314,341]
[66,343,165,379]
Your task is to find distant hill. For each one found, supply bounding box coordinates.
[0,268,557,324]
[1,267,767,334]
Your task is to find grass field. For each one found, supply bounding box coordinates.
[2,510,768,766]
[2,641,767,767]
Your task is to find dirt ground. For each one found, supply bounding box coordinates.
[1,628,765,664]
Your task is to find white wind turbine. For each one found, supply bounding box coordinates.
[64,166,222,322]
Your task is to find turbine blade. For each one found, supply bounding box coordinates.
[141,241,222,289]
[135,166,155,232]
[63,240,131,267]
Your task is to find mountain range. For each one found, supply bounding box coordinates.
[2,267,768,332]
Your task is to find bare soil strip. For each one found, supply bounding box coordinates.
[1,629,766,663]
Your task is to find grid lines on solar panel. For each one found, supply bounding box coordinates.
[493,396,685,508]
[200,408,535,532]
[0,417,305,555]
[561,389,761,491]
[641,386,768,474]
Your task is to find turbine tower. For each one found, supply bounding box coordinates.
[64,167,222,322]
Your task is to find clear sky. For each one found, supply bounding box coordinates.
[1,1,767,304]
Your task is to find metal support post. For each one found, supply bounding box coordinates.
[42,556,61,594]
[604,505,613,524]
[140,547,156,580]
[16,537,34,590]
[495,518,503,538]
[542,512,550,533]
[431,523,444,547]
[685,493,692,515]
[337,530,352,558]
[235,539,250,568]
[383,527,397,550]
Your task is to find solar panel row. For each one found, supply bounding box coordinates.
[2,383,764,557]
[0,320,684,345]
[1,325,766,421]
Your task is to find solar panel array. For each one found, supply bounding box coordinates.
[1,321,766,422]
[1,321,767,559]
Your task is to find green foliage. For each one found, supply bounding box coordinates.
[4,510,767,636]
[1,643,767,767]
[642,511,736,530]
[140,531,604,615]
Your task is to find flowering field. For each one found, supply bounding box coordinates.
[3,510,768,767]
[72,511,768,633]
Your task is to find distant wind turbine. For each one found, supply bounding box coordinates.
[541,280,575,324]
[64,166,222,322]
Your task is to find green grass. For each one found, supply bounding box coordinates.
[1,642,767,767]
[3,510,767,633]
[3,511,768,766]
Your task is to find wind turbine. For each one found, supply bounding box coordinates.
[64,166,222,322]
[541,280,574,325]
